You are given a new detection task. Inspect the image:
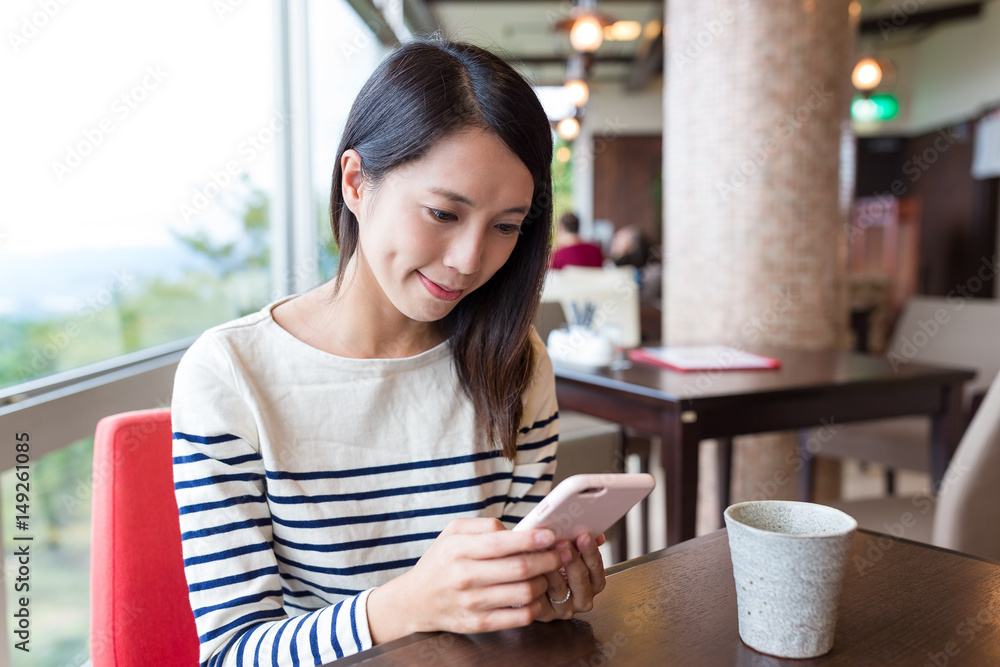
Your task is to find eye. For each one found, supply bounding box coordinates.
[427,208,456,222]
[496,223,523,237]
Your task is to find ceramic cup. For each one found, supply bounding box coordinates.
[724,500,857,659]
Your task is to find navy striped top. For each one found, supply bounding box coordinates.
[171,303,559,666]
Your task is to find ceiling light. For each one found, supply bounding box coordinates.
[570,14,604,52]
[557,117,581,141]
[553,0,614,53]
[852,58,883,92]
[604,20,641,41]
[564,79,589,106]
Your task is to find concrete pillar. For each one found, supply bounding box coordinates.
[663,0,855,504]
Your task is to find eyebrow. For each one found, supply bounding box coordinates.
[428,187,530,215]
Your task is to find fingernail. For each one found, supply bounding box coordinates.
[561,548,572,564]
[534,530,555,548]
[579,534,593,550]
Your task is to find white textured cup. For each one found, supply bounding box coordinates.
[724,500,857,659]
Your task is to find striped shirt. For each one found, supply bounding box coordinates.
[171,302,559,667]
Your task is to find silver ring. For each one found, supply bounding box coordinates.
[548,588,572,605]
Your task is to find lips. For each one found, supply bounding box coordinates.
[417,272,465,301]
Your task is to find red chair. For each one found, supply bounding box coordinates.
[90,408,199,666]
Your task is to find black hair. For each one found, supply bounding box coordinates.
[329,39,554,460]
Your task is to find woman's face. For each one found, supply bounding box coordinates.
[346,128,534,324]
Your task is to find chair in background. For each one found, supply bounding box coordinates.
[541,265,642,347]
[827,370,1000,562]
[805,296,1000,498]
[90,408,199,666]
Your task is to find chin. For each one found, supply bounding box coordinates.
[398,299,460,324]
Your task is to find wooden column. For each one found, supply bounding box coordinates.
[663,0,855,505]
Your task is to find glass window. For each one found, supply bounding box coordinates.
[1,0,277,390]
[2,1,279,662]
[308,1,387,281]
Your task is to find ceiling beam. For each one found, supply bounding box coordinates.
[859,2,982,37]
[626,20,663,92]
[402,0,440,36]
[344,0,400,47]
[505,54,634,66]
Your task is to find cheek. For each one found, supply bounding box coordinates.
[365,213,439,270]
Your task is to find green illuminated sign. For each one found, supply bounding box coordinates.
[851,94,899,122]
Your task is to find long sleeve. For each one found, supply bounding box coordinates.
[500,332,560,526]
[172,334,373,667]
[169,304,560,665]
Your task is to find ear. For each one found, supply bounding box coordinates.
[340,149,365,216]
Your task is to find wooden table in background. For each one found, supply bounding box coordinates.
[337,529,1000,666]
[553,346,974,545]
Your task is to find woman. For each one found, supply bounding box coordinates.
[172,39,606,666]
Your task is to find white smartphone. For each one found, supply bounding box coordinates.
[513,473,655,542]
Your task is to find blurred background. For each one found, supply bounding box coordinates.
[2,0,998,663]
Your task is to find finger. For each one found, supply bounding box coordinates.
[541,568,574,619]
[561,541,596,612]
[452,549,564,589]
[576,533,607,595]
[595,533,606,547]
[441,517,508,536]
[451,528,556,561]
[464,576,549,612]
[459,599,544,634]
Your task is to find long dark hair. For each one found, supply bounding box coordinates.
[329,39,553,461]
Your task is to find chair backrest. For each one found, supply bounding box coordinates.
[542,266,641,347]
[90,408,199,666]
[887,296,1000,399]
[533,301,568,344]
[933,371,1000,561]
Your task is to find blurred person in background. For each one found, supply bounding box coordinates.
[550,212,603,269]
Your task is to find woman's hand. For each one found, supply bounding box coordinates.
[536,532,607,621]
[366,518,568,643]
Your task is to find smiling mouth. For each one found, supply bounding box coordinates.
[417,272,465,301]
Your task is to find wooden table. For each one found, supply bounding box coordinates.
[553,346,975,545]
[337,529,1000,666]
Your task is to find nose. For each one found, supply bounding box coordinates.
[443,226,484,276]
